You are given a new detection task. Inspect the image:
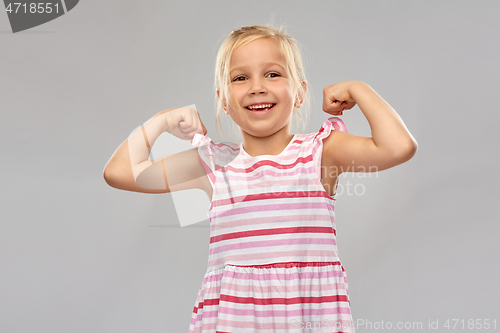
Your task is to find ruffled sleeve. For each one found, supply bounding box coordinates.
[312,117,348,181]
[191,133,216,189]
[191,133,242,191]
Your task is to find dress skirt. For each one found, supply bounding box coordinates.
[188,261,355,333]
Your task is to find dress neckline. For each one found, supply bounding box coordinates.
[240,134,297,158]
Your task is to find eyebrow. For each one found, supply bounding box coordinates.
[230,62,286,74]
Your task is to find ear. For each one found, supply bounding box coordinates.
[216,88,229,114]
[294,80,308,108]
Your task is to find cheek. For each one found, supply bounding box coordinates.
[280,88,295,104]
[227,90,242,106]
[280,83,295,99]
[230,87,244,101]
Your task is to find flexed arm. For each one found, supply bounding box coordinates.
[103,107,208,193]
[322,81,418,173]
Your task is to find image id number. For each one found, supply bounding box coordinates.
[6,3,61,14]
[444,319,497,330]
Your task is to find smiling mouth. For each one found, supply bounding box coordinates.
[246,104,276,111]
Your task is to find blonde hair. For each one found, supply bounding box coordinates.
[214,24,310,142]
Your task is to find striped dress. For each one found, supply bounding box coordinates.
[188,117,355,333]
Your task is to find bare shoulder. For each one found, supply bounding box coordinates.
[322,128,381,173]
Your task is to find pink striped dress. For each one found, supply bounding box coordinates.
[188,117,355,333]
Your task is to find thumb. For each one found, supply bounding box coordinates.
[323,98,342,112]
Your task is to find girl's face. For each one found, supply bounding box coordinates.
[222,38,297,138]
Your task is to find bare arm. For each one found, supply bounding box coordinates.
[103,108,210,194]
[322,81,418,173]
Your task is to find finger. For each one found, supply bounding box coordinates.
[323,99,339,110]
[341,102,350,112]
[322,98,339,111]
[197,112,208,135]
[181,112,205,138]
[323,103,344,114]
[177,109,191,128]
[179,119,196,131]
[179,111,197,130]
[187,130,202,141]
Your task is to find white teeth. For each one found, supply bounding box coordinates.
[247,104,274,110]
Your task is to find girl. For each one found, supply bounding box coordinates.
[104,25,417,332]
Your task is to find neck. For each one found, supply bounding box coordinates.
[240,125,294,157]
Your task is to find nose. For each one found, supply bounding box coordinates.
[249,77,267,95]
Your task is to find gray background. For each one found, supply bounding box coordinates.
[1,1,499,332]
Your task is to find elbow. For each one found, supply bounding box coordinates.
[103,165,119,188]
[103,167,113,187]
[406,138,418,158]
[393,138,418,163]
